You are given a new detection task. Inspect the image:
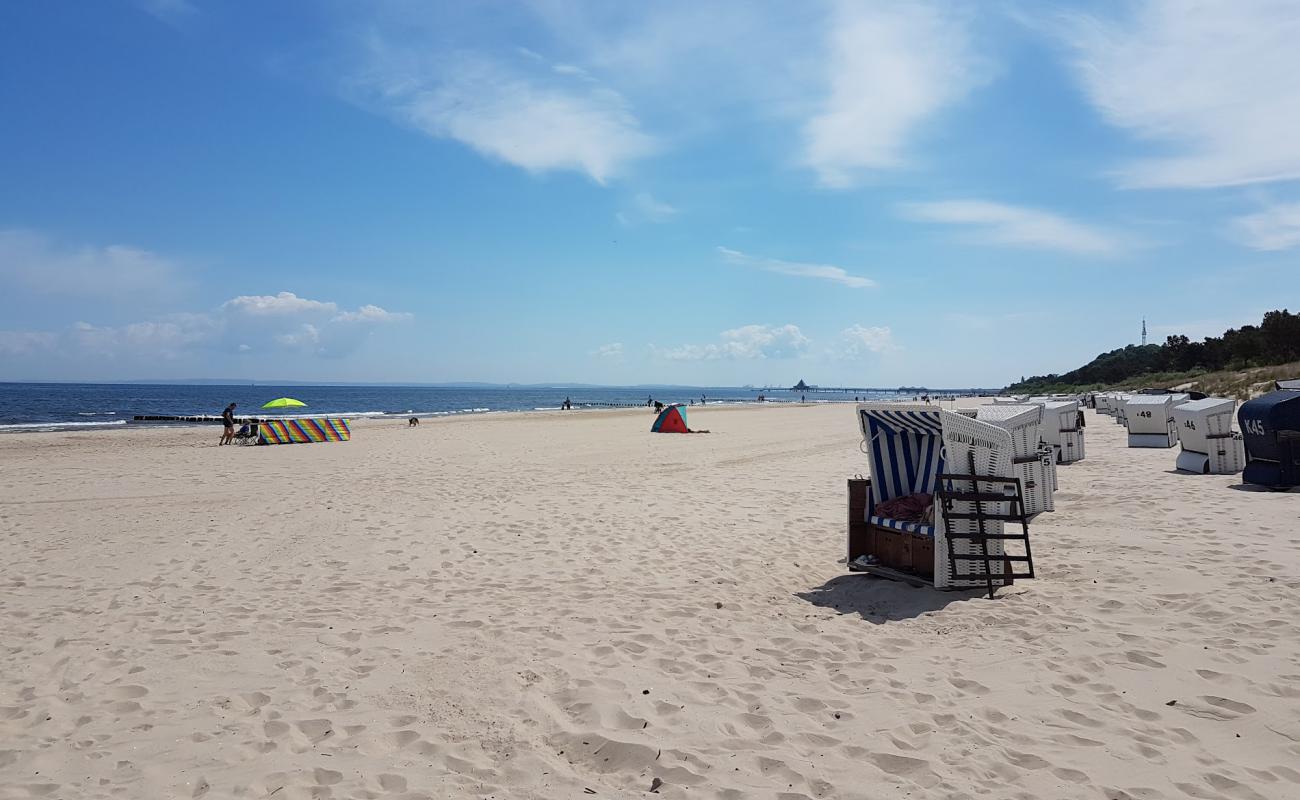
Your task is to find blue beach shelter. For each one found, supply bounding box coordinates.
[1239,389,1300,489]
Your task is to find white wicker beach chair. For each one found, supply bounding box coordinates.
[1173,398,1245,473]
[973,404,1056,515]
[1125,395,1179,447]
[1040,400,1084,463]
[1114,394,1134,426]
[935,410,1023,591]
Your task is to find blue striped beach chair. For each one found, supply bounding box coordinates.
[856,404,946,539]
[849,403,1025,591]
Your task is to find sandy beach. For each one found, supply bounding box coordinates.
[1,403,1298,800]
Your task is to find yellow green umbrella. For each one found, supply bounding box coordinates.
[261,397,307,410]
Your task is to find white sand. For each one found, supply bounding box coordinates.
[1,404,1298,799]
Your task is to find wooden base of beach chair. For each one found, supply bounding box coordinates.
[847,525,936,581]
[846,478,936,582]
[867,527,934,579]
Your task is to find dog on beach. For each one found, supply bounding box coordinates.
[408,417,420,427]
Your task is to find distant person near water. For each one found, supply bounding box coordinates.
[219,403,237,446]
[561,397,572,410]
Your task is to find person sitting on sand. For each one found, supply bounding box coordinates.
[219,403,237,446]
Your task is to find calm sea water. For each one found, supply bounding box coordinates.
[0,383,909,432]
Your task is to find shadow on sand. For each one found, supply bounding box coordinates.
[796,574,985,624]
[1227,482,1296,493]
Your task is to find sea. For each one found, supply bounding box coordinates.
[0,383,916,433]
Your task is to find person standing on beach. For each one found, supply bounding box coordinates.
[220,403,237,445]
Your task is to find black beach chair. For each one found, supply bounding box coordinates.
[233,422,260,445]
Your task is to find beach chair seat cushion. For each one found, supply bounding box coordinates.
[868,514,935,538]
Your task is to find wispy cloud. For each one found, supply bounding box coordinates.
[0,228,185,301]
[593,342,624,360]
[348,44,654,184]
[137,0,197,26]
[1057,0,1300,188]
[330,3,987,189]
[332,304,414,324]
[897,200,1122,255]
[717,246,876,288]
[802,2,988,187]
[653,324,810,361]
[1230,202,1300,251]
[0,330,58,358]
[5,292,411,364]
[616,192,678,226]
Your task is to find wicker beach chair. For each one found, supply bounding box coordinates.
[973,404,1056,515]
[1173,398,1244,474]
[1125,395,1179,447]
[847,403,1035,596]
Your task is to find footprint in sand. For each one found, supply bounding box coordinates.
[377,774,407,793]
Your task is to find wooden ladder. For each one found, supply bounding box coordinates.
[935,451,1036,599]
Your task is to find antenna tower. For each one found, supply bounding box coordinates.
[1141,318,1147,346]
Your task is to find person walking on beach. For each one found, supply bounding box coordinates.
[219,403,237,446]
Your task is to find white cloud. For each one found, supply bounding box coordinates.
[654,324,810,361]
[0,330,57,358]
[350,46,654,184]
[1230,203,1300,251]
[66,315,219,360]
[802,2,987,187]
[327,4,987,188]
[837,325,898,358]
[4,293,411,365]
[897,200,1122,255]
[332,304,413,323]
[593,342,624,359]
[223,292,338,316]
[274,323,322,350]
[0,228,183,301]
[717,246,875,288]
[216,293,409,357]
[1059,0,1300,188]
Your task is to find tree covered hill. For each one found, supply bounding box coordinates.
[1008,309,1300,393]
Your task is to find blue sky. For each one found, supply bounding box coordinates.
[1,0,1297,387]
